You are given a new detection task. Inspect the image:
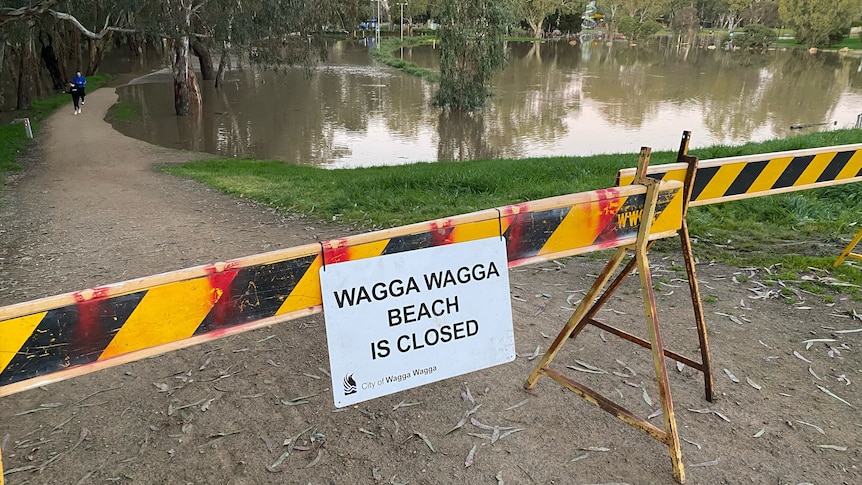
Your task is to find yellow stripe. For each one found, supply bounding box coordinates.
[652,190,683,234]
[99,278,216,359]
[346,240,390,262]
[796,153,836,187]
[540,199,617,255]
[0,313,46,373]
[278,255,323,314]
[837,150,862,180]
[697,163,746,201]
[749,156,792,193]
[450,219,504,244]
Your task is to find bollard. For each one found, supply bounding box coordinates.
[23,117,33,138]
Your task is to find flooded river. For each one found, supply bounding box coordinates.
[114,40,862,168]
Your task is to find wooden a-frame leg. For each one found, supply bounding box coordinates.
[835,228,862,266]
[637,179,685,483]
[524,246,629,390]
[679,216,714,402]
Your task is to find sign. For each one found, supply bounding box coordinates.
[320,237,515,407]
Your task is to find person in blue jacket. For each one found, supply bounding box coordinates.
[72,71,86,105]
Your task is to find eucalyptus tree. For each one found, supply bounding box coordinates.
[520,0,576,38]
[432,0,516,112]
[778,0,862,47]
[619,0,671,23]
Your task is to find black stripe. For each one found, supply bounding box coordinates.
[196,255,318,334]
[383,233,435,254]
[774,155,813,188]
[504,207,569,261]
[723,160,768,197]
[817,151,854,183]
[648,171,668,182]
[691,166,720,201]
[0,292,146,386]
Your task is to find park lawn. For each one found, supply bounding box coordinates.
[163,129,862,286]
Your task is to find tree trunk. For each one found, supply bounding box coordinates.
[0,33,8,94]
[215,43,228,88]
[39,32,65,90]
[71,27,82,71]
[87,34,111,75]
[191,37,214,80]
[527,18,544,38]
[172,36,201,116]
[16,25,35,110]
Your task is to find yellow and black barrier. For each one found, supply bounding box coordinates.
[0,181,683,398]
[617,143,862,206]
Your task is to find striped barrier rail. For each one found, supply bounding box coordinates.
[0,180,683,398]
[616,143,862,206]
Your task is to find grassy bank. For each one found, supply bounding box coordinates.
[163,129,862,284]
[368,38,439,82]
[0,74,111,176]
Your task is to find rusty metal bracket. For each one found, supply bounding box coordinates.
[524,146,689,483]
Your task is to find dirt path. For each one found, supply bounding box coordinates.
[0,87,860,485]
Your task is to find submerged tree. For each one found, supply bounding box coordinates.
[432,0,516,112]
[778,0,862,47]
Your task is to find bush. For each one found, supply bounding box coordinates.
[737,24,777,50]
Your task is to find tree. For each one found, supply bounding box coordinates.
[670,5,700,44]
[617,16,661,42]
[736,23,777,49]
[741,1,780,27]
[520,0,575,37]
[433,0,516,112]
[778,0,862,47]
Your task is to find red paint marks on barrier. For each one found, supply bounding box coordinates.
[204,260,240,275]
[323,239,351,265]
[430,220,455,246]
[593,193,629,246]
[75,298,109,357]
[73,286,111,303]
[204,267,239,329]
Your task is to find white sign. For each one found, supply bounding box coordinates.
[320,237,515,407]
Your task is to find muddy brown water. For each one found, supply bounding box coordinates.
[113,40,862,168]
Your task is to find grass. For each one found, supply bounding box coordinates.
[109,100,142,122]
[0,73,112,178]
[162,128,862,287]
[774,36,862,50]
[369,38,439,82]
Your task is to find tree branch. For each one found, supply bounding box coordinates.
[47,9,137,39]
[0,0,58,28]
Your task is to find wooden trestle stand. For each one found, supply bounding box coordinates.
[524,134,713,484]
[834,228,862,267]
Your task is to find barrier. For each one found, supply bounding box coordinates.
[616,143,862,206]
[527,139,703,483]
[0,181,683,398]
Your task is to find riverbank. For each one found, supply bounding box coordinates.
[164,128,862,286]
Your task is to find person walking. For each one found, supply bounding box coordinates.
[72,71,86,105]
[69,82,82,115]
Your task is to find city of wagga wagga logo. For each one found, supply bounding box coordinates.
[331,261,500,360]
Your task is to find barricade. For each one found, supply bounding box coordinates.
[0,170,685,481]
[5,134,861,483]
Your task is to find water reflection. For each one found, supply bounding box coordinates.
[114,40,862,168]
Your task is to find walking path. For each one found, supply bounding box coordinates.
[0,88,330,306]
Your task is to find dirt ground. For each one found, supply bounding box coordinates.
[0,87,860,485]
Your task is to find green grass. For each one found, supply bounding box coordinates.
[162,128,862,287]
[109,100,142,122]
[369,38,439,82]
[0,73,112,178]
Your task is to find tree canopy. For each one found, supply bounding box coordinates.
[432,0,516,112]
